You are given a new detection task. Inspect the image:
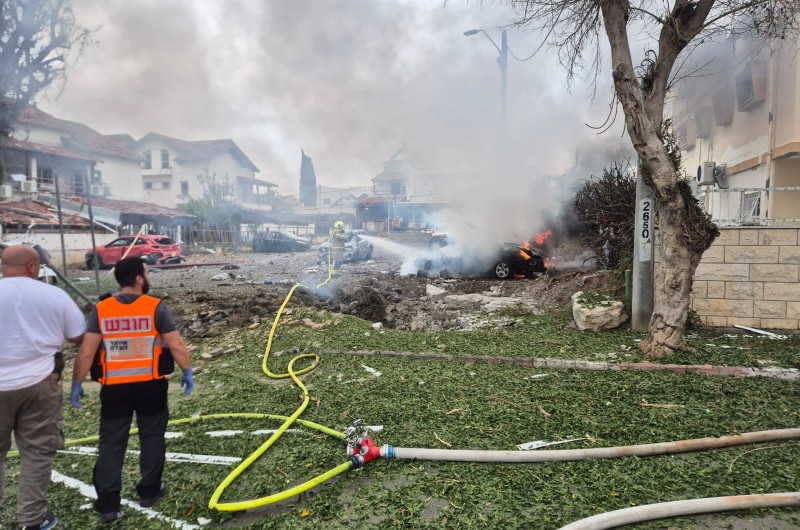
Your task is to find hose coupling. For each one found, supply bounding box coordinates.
[349,455,365,469]
[380,444,394,460]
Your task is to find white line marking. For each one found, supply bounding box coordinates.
[60,447,241,465]
[51,470,199,530]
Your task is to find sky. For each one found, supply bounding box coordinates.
[38,0,632,199]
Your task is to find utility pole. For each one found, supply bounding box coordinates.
[632,173,655,331]
[53,171,68,276]
[500,29,508,137]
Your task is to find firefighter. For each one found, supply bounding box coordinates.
[331,220,346,272]
[70,257,195,524]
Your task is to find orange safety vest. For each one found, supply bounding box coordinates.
[96,295,164,385]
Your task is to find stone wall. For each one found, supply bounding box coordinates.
[692,227,800,329]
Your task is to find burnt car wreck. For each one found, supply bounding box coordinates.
[252,230,311,253]
[414,236,547,279]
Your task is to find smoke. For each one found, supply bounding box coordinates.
[37,0,642,268]
[41,1,617,188]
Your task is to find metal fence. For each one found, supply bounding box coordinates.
[701,187,800,226]
[118,223,322,248]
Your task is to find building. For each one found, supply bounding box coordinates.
[671,31,800,330]
[671,34,800,226]
[133,133,276,211]
[0,104,141,200]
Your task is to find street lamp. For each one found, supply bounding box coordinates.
[464,29,508,135]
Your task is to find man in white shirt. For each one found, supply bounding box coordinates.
[0,245,85,530]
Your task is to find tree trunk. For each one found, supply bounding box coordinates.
[639,191,703,356]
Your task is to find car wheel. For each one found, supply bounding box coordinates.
[494,261,512,280]
[47,276,58,285]
[86,255,103,270]
[142,254,159,265]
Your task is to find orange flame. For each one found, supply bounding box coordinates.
[534,229,552,246]
[520,241,532,261]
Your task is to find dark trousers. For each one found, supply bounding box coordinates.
[93,379,168,514]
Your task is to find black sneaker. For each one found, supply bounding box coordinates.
[99,511,122,524]
[22,510,58,530]
[140,482,167,508]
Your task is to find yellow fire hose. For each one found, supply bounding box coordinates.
[9,230,800,525]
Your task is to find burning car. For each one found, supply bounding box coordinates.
[252,230,311,253]
[85,234,182,269]
[318,232,373,263]
[413,235,548,279]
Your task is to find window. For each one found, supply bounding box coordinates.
[693,106,713,139]
[712,88,734,125]
[161,149,169,169]
[143,150,152,170]
[91,169,102,184]
[180,181,189,197]
[735,60,767,110]
[676,120,696,149]
[737,192,761,224]
[144,181,170,190]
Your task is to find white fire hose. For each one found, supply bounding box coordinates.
[387,428,800,463]
[382,428,800,529]
[556,492,800,530]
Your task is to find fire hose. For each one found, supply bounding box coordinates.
[555,492,800,530]
[12,233,800,525]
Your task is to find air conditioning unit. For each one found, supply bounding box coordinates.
[696,161,716,186]
[0,185,11,198]
[90,184,104,196]
[21,180,37,193]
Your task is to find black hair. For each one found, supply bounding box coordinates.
[114,257,147,288]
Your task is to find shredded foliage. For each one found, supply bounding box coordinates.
[573,162,636,271]
[4,310,798,529]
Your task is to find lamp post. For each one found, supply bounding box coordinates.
[464,29,508,136]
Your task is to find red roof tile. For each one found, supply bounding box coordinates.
[13,105,142,161]
[0,137,95,161]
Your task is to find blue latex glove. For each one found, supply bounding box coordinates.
[180,368,194,396]
[70,381,85,409]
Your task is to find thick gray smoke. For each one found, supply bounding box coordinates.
[40,0,635,263]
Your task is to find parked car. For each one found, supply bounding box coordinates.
[414,237,546,279]
[252,230,311,253]
[85,234,182,269]
[318,232,373,263]
[0,241,59,284]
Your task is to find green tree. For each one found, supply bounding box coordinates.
[186,173,240,227]
[507,1,798,357]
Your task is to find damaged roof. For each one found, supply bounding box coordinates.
[0,200,95,231]
[137,132,259,172]
[72,197,196,220]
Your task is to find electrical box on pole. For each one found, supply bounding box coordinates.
[632,173,655,332]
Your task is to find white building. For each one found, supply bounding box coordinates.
[133,133,275,211]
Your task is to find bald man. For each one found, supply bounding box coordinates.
[0,244,85,530]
